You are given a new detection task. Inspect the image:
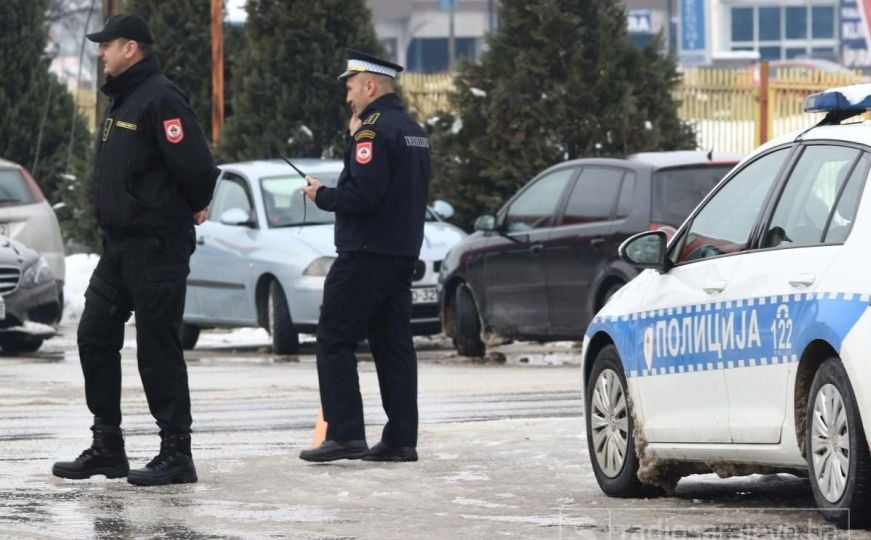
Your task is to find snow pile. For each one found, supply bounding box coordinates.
[62,253,99,325]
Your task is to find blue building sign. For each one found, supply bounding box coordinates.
[680,0,707,65]
[841,0,871,69]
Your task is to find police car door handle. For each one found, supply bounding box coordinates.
[590,237,606,248]
[703,280,727,294]
[196,236,205,245]
[788,273,816,288]
[530,243,543,255]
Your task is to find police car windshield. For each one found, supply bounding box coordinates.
[260,173,340,227]
[652,165,734,227]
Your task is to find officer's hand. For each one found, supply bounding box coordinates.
[349,114,362,136]
[193,208,209,225]
[302,176,323,201]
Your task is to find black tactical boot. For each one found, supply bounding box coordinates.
[52,424,129,479]
[127,432,198,486]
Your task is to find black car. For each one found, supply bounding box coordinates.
[438,151,741,356]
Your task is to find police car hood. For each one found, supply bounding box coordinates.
[277,221,466,260]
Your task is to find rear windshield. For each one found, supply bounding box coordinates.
[0,169,35,205]
[652,165,734,227]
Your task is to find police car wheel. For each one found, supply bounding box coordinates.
[268,280,299,355]
[806,357,871,529]
[453,284,485,357]
[179,323,200,350]
[586,345,646,497]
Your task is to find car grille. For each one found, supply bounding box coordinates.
[0,266,20,295]
[412,260,426,281]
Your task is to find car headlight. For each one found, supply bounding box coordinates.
[302,256,335,276]
[21,257,53,288]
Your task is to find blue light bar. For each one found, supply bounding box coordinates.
[805,84,871,113]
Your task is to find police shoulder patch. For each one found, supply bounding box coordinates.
[354,129,377,141]
[362,112,381,126]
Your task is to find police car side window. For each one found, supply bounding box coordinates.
[503,168,575,232]
[762,146,860,249]
[210,174,254,223]
[675,148,789,264]
[824,152,870,244]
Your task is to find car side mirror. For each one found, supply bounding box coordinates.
[474,214,498,232]
[432,200,455,220]
[619,231,669,272]
[219,208,255,227]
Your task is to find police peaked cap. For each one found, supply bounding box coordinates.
[87,13,155,44]
[338,48,404,80]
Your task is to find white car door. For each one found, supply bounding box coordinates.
[187,173,259,325]
[722,146,870,443]
[636,147,793,443]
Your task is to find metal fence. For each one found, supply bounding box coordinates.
[399,63,866,156]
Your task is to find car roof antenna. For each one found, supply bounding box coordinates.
[280,157,309,233]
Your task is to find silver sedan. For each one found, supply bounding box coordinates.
[182,159,466,353]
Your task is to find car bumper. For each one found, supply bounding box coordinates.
[0,281,60,337]
[288,279,442,336]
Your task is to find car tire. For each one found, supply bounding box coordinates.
[586,344,648,497]
[806,357,871,529]
[268,280,299,355]
[179,323,200,350]
[0,337,44,354]
[453,284,485,357]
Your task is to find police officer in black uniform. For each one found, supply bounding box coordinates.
[52,14,219,485]
[299,49,431,462]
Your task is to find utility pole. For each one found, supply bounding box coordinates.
[448,0,456,71]
[96,0,123,122]
[211,0,224,147]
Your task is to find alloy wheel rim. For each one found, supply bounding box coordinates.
[811,383,850,503]
[590,368,630,478]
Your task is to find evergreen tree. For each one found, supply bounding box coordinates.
[125,0,214,137]
[0,0,96,248]
[430,0,696,230]
[219,0,384,160]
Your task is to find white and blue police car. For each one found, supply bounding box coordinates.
[581,84,871,529]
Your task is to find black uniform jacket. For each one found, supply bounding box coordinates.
[94,55,219,234]
[315,93,431,257]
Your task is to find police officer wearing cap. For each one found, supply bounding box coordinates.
[299,49,431,462]
[52,14,219,485]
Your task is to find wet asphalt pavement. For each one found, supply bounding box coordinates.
[0,326,868,539]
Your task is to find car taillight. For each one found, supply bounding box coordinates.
[20,168,46,203]
[648,222,677,241]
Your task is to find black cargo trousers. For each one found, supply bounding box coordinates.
[316,252,419,447]
[77,227,195,433]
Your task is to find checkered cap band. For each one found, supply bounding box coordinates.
[347,59,397,78]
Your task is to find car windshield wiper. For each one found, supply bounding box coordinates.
[0,197,22,204]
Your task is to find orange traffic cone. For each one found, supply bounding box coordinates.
[311,407,327,447]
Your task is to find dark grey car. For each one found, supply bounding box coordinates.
[438,151,741,356]
[0,235,61,352]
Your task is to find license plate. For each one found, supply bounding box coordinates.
[0,296,6,321]
[411,287,437,304]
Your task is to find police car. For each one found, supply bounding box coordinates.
[581,84,871,529]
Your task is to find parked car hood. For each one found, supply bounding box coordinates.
[0,235,38,266]
[263,221,466,260]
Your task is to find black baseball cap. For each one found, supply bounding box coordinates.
[86,13,154,44]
